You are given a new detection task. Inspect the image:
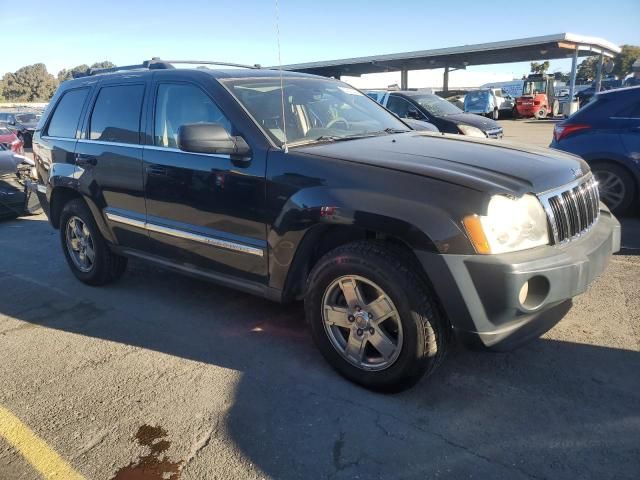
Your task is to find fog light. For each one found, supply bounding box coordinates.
[518,276,550,310]
[518,281,529,305]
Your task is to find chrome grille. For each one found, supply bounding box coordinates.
[539,174,600,244]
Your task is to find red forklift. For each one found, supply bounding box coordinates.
[514,74,559,119]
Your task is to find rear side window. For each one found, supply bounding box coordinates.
[89,84,145,144]
[46,88,89,138]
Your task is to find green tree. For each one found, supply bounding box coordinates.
[576,56,598,82]
[57,64,90,82]
[530,61,550,74]
[613,44,640,78]
[553,71,570,83]
[1,64,57,101]
[57,61,116,82]
[89,61,116,70]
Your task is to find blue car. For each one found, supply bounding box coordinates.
[464,89,499,120]
[550,86,640,215]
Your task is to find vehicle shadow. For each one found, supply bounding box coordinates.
[619,215,640,255]
[1,218,638,479]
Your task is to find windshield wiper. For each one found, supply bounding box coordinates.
[382,128,410,134]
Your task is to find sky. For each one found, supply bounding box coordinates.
[1,0,639,88]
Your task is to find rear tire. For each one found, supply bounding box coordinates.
[535,107,547,119]
[591,163,637,216]
[59,198,127,286]
[305,241,448,392]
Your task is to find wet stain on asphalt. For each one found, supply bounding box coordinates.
[111,425,182,480]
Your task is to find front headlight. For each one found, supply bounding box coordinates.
[463,194,549,254]
[457,124,486,138]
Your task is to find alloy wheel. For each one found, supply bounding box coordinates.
[65,216,95,273]
[595,170,626,211]
[321,275,403,371]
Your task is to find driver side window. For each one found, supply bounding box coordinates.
[154,83,232,148]
[386,96,417,119]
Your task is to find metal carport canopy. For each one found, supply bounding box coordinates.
[277,33,621,78]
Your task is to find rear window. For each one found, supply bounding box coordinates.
[89,84,145,144]
[46,88,89,138]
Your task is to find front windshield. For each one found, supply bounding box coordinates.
[15,113,37,123]
[412,94,462,116]
[221,77,409,146]
[523,81,546,96]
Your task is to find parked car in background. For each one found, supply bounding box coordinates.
[0,149,39,219]
[464,89,500,119]
[0,126,24,153]
[551,86,640,215]
[367,90,503,138]
[464,88,513,120]
[0,111,39,148]
[447,94,465,110]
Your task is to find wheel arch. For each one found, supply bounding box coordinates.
[49,186,116,243]
[276,216,439,303]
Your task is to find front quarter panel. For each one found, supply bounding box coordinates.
[266,149,483,292]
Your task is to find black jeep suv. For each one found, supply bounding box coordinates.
[32,60,621,391]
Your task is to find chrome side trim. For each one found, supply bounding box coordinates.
[145,223,264,256]
[105,211,264,257]
[77,139,142,149]
[105,212,146,230]
[41,135,77,142]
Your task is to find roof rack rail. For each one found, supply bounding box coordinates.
[72,58,261,79]
[72,58,174,79]
[161,60,262,69]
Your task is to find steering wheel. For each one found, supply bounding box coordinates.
[326,117,350,130]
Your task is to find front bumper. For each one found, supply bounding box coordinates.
[417,209,620,350]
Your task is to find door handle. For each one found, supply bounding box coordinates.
[75,153,97,166]
[146,165,168,176]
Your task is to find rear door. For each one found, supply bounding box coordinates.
[74,77,150,251]
[142,77,268,283]
[34,86,92,198]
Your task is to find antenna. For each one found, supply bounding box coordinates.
[275,0,288,153]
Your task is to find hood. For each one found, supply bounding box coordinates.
[294,132,589,196]
[442,112,500,131]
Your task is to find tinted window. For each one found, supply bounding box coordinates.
[46,88,89,138]
[89,84,144,144]
[386,96,414,118]
[154,83,231,148]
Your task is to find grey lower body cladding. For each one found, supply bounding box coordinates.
[416,207,621,349]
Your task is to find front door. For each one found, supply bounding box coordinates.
[143,80,268,283]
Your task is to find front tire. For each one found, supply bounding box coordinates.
[492,108,499,120]
[60,199,127,286]
[305,241,448,392]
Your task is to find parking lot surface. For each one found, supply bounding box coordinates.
[1,121,639,480]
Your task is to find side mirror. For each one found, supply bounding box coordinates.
[407,108,422,120]
[8,119,15,126]
[177,123,250,157]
